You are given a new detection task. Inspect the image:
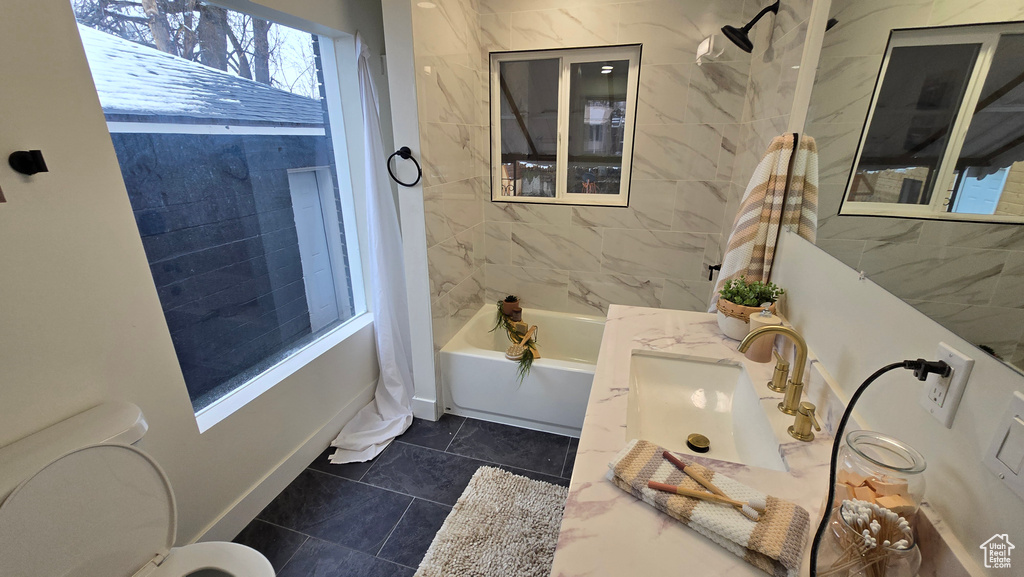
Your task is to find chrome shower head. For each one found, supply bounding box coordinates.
[721,0,780,54]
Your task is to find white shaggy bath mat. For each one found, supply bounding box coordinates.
[414,467,569,577]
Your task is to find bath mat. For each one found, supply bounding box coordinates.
[414,467,568,577]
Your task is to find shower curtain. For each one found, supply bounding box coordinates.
[330,34,414,463]
[709,133,818,310]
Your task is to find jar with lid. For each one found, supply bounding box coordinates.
[832,430,926,525]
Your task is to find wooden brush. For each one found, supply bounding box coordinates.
[505,325,537,360]
[662,451,765,521]
[647,480,765,521]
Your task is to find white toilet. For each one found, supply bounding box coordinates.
[0,403,274,577]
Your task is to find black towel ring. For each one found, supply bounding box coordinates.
[387,146,422,187]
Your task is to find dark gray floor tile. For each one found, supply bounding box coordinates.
[232,519,307,573]
[446,418,572,476]
[257,469,412,555]
[377,499,451,568]
[562,437,579,479]
[278,538,414,577]
[306,447,378,481]
[361,441,487,506]
[494,464,570,488]
[398,414,466,450]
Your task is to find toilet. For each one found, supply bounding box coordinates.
[0,403,274,577]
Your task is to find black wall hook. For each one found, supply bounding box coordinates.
[387,146,422,187]
[9,150,48,176]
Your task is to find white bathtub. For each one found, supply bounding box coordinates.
[440,304,606,436]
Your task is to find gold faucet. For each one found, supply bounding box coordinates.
[737,325,808,415]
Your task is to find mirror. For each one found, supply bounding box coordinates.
[805,2,1024,374]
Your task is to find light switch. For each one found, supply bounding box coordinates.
[985,391,1024,501]
[996,417,1024,474]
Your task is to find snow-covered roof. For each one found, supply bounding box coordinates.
[77,24,324,127]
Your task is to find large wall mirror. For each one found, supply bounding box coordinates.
[806,0,1024,374]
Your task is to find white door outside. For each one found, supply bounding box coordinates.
[288,170,341,333]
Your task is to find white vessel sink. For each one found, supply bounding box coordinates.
[626,351,787,472]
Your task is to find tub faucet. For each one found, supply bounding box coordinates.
[737,325,808,415]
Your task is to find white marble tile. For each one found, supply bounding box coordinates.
[817,213,923,243]
[511,223,603,272]
[660,278,713,311]
[808,122,862,185]
[618,0,748,65]
[480,0,626,13]
[571,180,675,230]
[427,228,476,298]
[448,267,486,333]
[685,60,749,124]
[814,238,866,270]
[442,177,484,235]
[470,124,489,179]
[674,181,728,233]
[601,229,706,279]
[702,232,722,271]
[472,222,486,268]
[484,221,512,265]
[908,300,1024,361]
[431,294,451,352]
[485,200,572,225]
[509,5,618,50]
[859,242,1007,306]
[429,61,478,125]
[422,122,474,186]
[423,185,451,248]
[918,220,1024,251]
[567,271,663,315]
[821,0,932,57]
[484,263,569,311]
[929,0,1024,25]
[413,0,475,62]
[633,123,722,181]
[990,251,1024,309]
[716,123,740,182]
[807,55,882,126]
[479,12,511,67]
[635,63,691,125]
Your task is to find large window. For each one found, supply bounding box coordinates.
[72,1,361,411]
[842,23,1024,223]
[490,45,640,207]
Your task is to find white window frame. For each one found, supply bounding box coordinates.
[489,45,641,207]
[840,23,1024,223]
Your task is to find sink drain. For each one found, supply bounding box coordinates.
[686,433,710,453]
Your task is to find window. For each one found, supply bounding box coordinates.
[842,23,1024,223]
[72,1,362,411]
[490,45,640,207]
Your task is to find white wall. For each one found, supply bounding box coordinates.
[0,0,388,544]
[773,230,1024,559]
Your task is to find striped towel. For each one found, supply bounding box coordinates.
[709,133,818,311]
[609,440,809,577]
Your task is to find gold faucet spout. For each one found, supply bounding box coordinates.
[737,325,808,392]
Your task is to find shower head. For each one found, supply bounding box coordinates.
[721,0,780,54]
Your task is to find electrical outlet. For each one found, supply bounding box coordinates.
[919,342,974,428]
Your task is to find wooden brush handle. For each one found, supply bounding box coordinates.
[518,325,536,345]
[647,481,745,508]
[662,451,728,499]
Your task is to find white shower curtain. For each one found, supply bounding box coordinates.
[330,34,414,463]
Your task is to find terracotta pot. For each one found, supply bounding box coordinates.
[501,299,522,321]
[716,300,776,341]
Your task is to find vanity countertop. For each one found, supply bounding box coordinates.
[550,305,836,577]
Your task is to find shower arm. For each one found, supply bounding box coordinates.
[740,0,780,34]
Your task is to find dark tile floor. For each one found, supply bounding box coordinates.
[233,415,578,576]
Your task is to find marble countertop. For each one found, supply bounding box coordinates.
[550,305,838,577]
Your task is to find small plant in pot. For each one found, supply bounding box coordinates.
[716,276,785,340]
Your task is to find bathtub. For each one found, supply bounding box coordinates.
[440,304,606,436]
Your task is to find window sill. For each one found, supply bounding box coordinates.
[194,312,374,434]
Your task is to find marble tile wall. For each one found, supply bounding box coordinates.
[804,0,1024,365]
[477,0,760,319]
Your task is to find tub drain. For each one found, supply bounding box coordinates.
[686,433,710,453]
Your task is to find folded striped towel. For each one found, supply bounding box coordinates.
[609,439,809,577]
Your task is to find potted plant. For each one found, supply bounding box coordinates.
[715,276,785,340]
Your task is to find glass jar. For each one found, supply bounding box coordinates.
[833,430,926,523]
[818,503,922,577]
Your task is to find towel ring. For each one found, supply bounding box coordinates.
[387,146,422,187]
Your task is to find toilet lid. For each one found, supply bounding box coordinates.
[0,444,176,577]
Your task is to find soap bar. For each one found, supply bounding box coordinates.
[866,477,909,496]
[853,485,876,503]
[838,470,869,487]
[876,494,915,516]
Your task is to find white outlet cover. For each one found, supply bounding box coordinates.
[918,342,974,428]
[983,391,1024,501]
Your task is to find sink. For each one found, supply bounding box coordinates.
[626,351,787,472]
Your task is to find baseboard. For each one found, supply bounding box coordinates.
[192,379,377,543]
[411,396,439,420]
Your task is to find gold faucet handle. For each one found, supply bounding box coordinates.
[772,349,789,369]
[799,402,821,431]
